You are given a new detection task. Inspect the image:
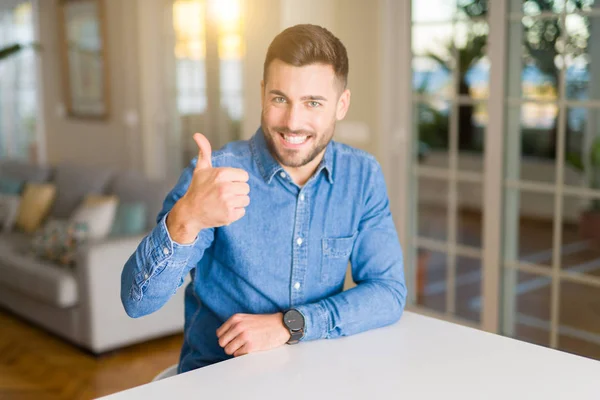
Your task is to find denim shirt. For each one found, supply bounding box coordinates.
[120,127,407,373]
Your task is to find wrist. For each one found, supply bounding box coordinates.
[166,202,203,244]
[275,312,291,343]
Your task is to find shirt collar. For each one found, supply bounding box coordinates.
[250,127,334,185]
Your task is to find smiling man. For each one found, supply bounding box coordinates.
[121,24,407,373]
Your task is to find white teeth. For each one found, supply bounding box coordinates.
[283,134,308,144]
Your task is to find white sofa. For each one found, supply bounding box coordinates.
[0,160,186,354]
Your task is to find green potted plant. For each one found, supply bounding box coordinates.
[578,137,600,245]
[0,43,40,62]
[0,43,26,60]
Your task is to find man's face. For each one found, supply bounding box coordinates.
[261,59,350,168]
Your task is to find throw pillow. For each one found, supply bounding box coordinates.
[0,177,24,195]
[0,194,21,232]
[110,202,147,236]
[49,163,113,219]
[31,219,88,267]
[70,195,118,240]
[15,183,57,233]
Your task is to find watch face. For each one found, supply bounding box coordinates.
[284,310,304,331]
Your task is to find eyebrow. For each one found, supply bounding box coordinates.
[269,90,328,102]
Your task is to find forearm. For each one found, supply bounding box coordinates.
[296,277,407,341]
[120,213,213,318]
[296,160,408,341]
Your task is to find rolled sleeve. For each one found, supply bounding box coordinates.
[295,302,329,341]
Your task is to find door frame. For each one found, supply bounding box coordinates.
[380,0,509,333]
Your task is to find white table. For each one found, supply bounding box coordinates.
[100,312,600,399]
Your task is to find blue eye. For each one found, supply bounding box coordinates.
[308,101,321,108]
[274,97,286,103]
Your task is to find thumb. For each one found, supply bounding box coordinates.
[193,133,212,169]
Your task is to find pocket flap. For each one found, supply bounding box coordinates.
[323,233,357,258]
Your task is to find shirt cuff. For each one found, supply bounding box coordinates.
[295,302,330,341]
[148,213,200,266]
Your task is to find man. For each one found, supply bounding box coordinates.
[121,24,406,373]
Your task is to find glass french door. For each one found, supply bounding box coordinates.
[395,0,600,361]
[407,0,490,328]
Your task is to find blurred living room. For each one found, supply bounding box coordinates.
[1,0,600,398]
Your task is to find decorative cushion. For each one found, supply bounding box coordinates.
[31,219,88,267]
[0,194,21,232]
[110,171,171,230]
[70,195,118,240]
[0,159,52,183]
[82,194,117,207]
[110,202,147,236]
[0,177,23,194]
[15,183,57,233]
[50,163,113,219]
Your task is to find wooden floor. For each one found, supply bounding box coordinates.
[0,309,182,399]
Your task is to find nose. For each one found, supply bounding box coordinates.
[284,105,303,132]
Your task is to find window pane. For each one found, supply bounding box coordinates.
[456,21,489,99]
[412,24,454,96]
[511,0,566,15]
[561,194,600,280]
[503,189,555,268]
[415,100,451,167]
[412,0,457,23]
[0,1,39,161]
[176,59,207,114]
[457,0,488,19]
[505,271,552,348]
[565,14,600,101]
[173,0,207,115]
[566,0,598,13]
[505,105,560,181]
[559,281,600,361]
[416,249,448,314]
[455,256,482,323]
[507,18,562,100]
[418,178,449,242]
[564,107,600,186]
[457,181,483,248]
[458,103,486,156]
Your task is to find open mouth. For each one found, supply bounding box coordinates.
[279,132,311,148]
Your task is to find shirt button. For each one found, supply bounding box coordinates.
[294,282,301,290]
[144,273,149,279]
[163,247,169,255]
[299,194,305,201]
[296,237,303,246]
[280,172,286,178]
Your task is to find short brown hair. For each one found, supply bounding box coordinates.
[263,24,349,89]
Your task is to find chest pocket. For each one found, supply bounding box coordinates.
[321,233,356,286]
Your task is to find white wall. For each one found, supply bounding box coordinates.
[37,0,384,175]
[38,0,143,172]
[241,0,283,140]
[332,0,382,158]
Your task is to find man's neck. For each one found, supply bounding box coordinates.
[284,152,325,187]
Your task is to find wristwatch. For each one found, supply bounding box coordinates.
[283,309,305,344]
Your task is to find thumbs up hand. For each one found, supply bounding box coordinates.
[167,133,250,244]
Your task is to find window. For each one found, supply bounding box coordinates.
[172,0,244,166]
[0,0,41,162]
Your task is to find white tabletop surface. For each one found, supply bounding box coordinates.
[100,312,600,399]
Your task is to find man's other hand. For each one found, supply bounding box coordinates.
[216,313,291,357]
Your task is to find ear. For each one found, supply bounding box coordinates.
[260,80,265,109]
[336,89,351,121]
